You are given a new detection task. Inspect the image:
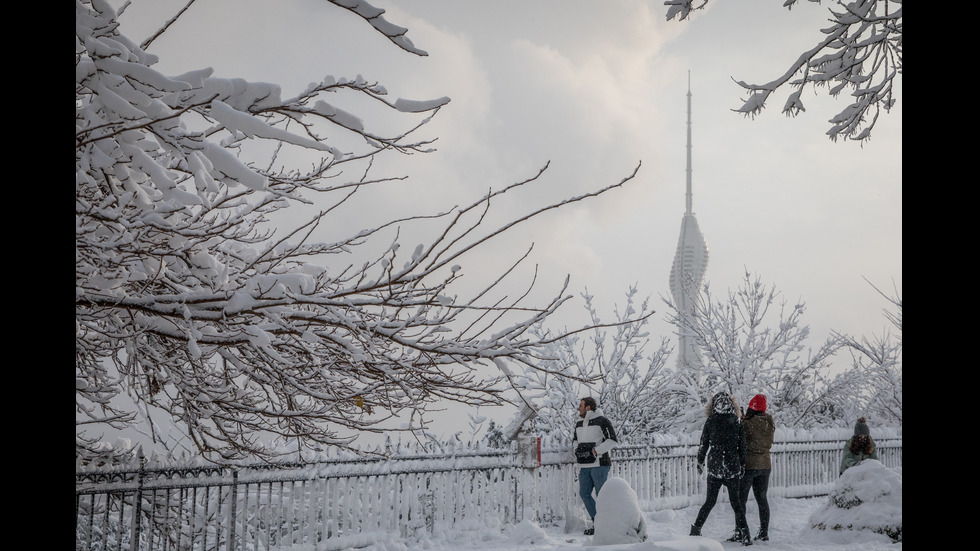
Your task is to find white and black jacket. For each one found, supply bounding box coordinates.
[572,408,618,468]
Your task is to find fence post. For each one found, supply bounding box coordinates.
[420,487,435,533]
[513,473,520,523]
[227,469,238,551]
[517,434,541,523]
[130,447,146,551]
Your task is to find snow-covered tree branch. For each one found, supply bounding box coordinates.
[76,0,640,463]
[665,0,902,142]
[832,278,901,424]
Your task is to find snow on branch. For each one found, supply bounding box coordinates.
[667,0,901,142]
[327,0,429,56]
[76,0,640,464]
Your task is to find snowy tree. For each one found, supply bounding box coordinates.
[76,0,640,463]
[833,279,901,425]
[665,0,902,142]
[664,270,844,429]
[519,286,679,441]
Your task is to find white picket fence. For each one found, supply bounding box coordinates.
[75,432,902,551]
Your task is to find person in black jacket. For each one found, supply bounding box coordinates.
[690,391,752,546]
[572,396,618,535]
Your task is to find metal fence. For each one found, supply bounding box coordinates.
[75,438,901,551]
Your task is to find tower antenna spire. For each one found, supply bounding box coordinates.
[686,71,693,214]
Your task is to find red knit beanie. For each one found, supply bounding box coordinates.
[748,394,767,412]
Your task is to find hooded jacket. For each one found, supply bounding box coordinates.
[697,393,746,479]
[572,407,618,468]
[742,409,775,470]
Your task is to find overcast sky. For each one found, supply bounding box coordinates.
[110,0,901,440]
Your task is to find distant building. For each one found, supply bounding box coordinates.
[668,78,709,372]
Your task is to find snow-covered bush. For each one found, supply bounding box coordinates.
[809,459,902,542]
[593,476,647,545]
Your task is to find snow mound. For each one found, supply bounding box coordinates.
[647,508,678,523]
[809,459,902,542]
[508,518,551,545]
[648,538,725,551]
[594,476,648,545]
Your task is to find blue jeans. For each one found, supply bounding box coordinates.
[579,465,611,520]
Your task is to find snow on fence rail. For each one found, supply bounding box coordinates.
[75,436,901,550]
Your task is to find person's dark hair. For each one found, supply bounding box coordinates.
[849,434,875,455]
[581,397,598,411]
[743,408,761,420]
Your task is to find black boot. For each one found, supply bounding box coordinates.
[726,528,742,542]
[756,529,768,541]
[689,524,702,536]
[741,527,753,546]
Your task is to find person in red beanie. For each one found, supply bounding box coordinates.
[728,393,775,542]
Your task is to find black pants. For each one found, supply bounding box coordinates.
[694,475,748,532]
[738,469,771,533]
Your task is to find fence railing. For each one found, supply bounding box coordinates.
[75,437,901,551]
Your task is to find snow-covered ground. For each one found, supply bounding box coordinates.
[368,498,897,551]
[352,461,901,551]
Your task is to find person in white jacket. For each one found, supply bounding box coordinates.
[572,397,619,535]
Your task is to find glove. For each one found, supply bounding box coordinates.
[697,462,704,475]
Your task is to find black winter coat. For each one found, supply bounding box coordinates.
[697,412,746,480]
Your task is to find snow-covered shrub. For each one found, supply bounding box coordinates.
[593,476,647,545]
[809,459,902,542]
